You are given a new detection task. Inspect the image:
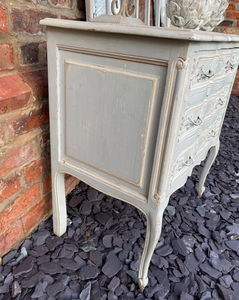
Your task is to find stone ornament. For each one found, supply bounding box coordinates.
[166,0,229,31]
[111,0,136,17]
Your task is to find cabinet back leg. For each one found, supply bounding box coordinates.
[197,140,220,196]
[52,171,67,237]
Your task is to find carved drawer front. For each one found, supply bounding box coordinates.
[181,82,232,140]
[179,104,205,141]
[196,114,223,157]
[170,139,196,188]
[190,52,239,90]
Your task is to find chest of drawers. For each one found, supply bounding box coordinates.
[41,18,239,289]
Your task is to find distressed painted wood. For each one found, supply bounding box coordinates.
[41,18,239,289]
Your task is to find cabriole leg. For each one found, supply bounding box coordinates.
[138,198,169,290]
[197,140,220,196]
[52,171,67,237]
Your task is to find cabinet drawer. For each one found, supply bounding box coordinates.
[170,135,197,185]
[190,52,239,90]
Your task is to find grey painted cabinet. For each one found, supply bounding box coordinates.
[41,18,239,289]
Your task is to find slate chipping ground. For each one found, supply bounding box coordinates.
[0,94,239,300]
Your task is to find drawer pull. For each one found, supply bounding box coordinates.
[230,63,237,70]
[202,69,214,79]
[210,130,216,137]
[188,116,202,126]
[182,156,194,167]
[218,98,224,106]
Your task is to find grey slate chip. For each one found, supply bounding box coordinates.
[171,239,188,256]
[2,250,17,265]
[217,283,237,300]
[225,240,239,253]
[156,245,173,257]
[21,271,44,288]
[89,250,102,266]
[45,236,63,251]
[79,265,100,280]
[33,245,49,256]
[11,281,21,298]
[145,283,161,298]
[74,255,87,269]
[210,256,223,272]
[195,246,206,262]
[31,281,47,299]
[58,243,78,258]
[33,230,51,246]
[58,258,79,271]
[12,256,34,277]
[69,194,83,207]
[80,282,91,300]
[39,261,65,275]
[150,266,169,287]
[95,212,113,228]
[46,281,65,296]
[233,271,239,282]
[80,200,93,215]
[220,258,233,273]
[200,261,222,279]
[87,188,104,202]
[185,253,200,273]
[219,275,233,288]
[197,225,211,239]
[102,234,113,248]
[108,276,120,291]
[102,251,122,278]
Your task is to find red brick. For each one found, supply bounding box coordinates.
[222,27,239,34]
[19,69,48,100]
[234,75,239,84]
[227,3,236,10]
[65,175,79,195]
[0,183,40,232]
[19,43,39,66]
[232,83,239,94]
[43,173,52,195]
[0,75,31,115]
[24,157,46,184]
[21,195,52,234]
[0,5,9,34]
[0,174,21,204]
[0,44,14,72]
[9,102,49,136]
[226,11,239,18]
[0,141,38,177]
[0,220,23,256]
[0,121,5,147]
[11,9,56,34]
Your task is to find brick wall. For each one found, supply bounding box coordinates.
[0,0,85,256]
[216,0,239,94]
[138,0,154,25]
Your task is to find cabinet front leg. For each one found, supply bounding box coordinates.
[52,171,67,237]
[197,140,220,196]
[138,198,168,290]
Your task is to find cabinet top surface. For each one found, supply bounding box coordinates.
[41,18,239,43]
